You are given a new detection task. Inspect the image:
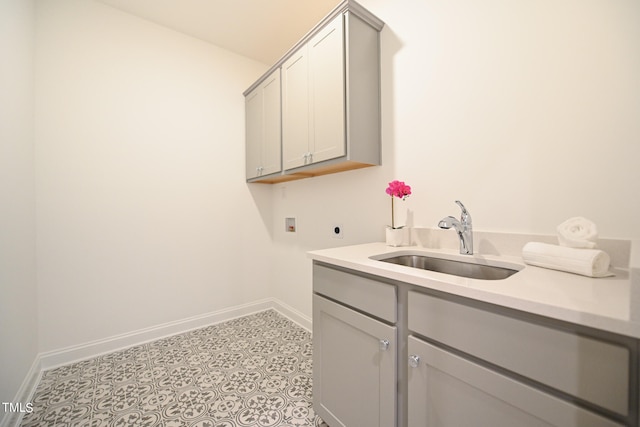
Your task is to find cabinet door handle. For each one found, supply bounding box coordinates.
[379,339,390,351]
[302,152,313,164]
[409,354,421,368]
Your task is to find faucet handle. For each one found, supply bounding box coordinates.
[455,200,471,225]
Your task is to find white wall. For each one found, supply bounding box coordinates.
[34,0,271,352]
[0,0,39,414]
[269,0,640,317]
[372,0,640,234]
[4,0,639,386]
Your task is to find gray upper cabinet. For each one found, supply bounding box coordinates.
[244,0,384,183]
[245,68,281,180]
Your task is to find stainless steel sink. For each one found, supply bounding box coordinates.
[377,254,519,280]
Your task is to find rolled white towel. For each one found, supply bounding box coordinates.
[556,216,598,249]
[522,242,613,278]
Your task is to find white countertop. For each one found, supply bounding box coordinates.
[308,242,640,339]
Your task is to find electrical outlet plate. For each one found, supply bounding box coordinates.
[332,224,343,239]
[285,217,296,232]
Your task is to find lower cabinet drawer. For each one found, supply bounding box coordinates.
[408,291,630,416]
[407,336,623,427]
[313,263,397,323]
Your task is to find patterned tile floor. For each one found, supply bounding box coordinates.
[21,310,328,427]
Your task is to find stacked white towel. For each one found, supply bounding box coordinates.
[522,217,612,277]
[556,217,598,249]
[522,242,613,277]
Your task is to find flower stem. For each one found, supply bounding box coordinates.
[391,196,395,229]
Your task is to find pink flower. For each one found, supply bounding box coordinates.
[386,180,411,200]
[386,180,412,229]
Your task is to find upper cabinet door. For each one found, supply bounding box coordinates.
[282,47,310,171]
[260,70,282,176]
[245,87,263,180]
[308,15,346,164]
[282,14,346,171]
[245,69,281,180]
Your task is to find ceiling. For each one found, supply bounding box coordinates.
[97,0,339,65]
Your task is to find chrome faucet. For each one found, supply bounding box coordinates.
[438,200,473,255]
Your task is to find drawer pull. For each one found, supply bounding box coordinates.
[379,339,390,351]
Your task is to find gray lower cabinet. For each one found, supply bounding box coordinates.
[312,263,637,427]
[407,291,631,419]
[313,295,397,427]
[407,336,623,427]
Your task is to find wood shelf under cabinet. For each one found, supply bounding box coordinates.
[248,160,375,184]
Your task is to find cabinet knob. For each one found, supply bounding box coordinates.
[303,152,313,164]
[409,355,420,368]
[379,339,390,351]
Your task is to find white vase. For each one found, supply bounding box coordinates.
[386,227,408,247]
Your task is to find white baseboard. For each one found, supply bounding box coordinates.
[39,297,310,371]
[270,298,312,331]
[0,356,42,427]
[1,297,312,427]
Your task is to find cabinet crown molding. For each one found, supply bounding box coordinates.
[243,0,383,96]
